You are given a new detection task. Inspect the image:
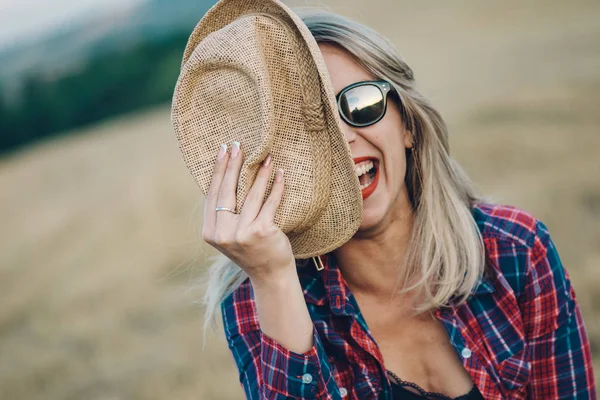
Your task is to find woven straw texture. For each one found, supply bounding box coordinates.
[171,0,362,258]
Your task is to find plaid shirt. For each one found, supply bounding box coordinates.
[221,204,596,399]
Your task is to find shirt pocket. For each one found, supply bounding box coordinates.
[496,345,531,390]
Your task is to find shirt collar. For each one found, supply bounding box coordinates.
[472,274,495,295]
[300,253,353,315]
[300,253,496,309]
[471,254,498,295]
[299,256,327,306]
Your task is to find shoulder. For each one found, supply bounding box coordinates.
[472,203,562,299]
[472,202,541,248]
[471,203,574,336]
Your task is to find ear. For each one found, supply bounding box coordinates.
[404,130,414,149]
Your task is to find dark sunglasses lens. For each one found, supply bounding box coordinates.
[339,85,385,126]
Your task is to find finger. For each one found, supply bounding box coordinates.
[216,141,243,216]
[255,168,285,223]
[238,153,273,225]
[203,144,229,237]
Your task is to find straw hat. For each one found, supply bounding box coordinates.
[171,0,363,259]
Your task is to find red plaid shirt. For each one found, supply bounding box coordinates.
[221,204,596,399]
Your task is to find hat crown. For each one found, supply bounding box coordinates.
[172,0,363,257]
[174,13,332,235]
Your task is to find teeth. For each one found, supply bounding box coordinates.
[354,160,374,177]
[354,159,376,191]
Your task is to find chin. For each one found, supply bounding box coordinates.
[355,188,410,234]
[356,200,387,232]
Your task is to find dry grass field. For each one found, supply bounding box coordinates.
[1,1,599,399]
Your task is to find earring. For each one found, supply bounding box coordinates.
[312,256,324,271]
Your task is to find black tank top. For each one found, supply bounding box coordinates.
[386,370,485,400]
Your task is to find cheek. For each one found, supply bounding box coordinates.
[389,151,408,185]
[380,133,409,187]
[365,108,408,186]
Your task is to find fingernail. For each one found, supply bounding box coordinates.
[262,154,272,167]
[218,144,227,160]
[231,141,240,159]
[276,168,284,183]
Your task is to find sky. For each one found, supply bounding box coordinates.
[0,0,144,49]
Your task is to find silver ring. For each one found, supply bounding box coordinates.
[216,206,238,214]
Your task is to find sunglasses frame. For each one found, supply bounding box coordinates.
[335,80,395,128]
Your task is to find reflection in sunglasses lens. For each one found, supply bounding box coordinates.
[339,85,384,126]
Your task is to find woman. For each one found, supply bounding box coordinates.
[201,10,596,400]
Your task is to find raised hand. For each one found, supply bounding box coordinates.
[202,141,297,283]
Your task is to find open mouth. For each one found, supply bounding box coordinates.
[353,157,380,200]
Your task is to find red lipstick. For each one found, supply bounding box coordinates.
[353,157,380,201]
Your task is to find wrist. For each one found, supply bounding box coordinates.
[248,260,298,291]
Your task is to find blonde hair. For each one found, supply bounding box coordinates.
[202,9,485,330]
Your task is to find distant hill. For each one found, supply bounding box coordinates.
[0,0,216,85]
[0,0,216,155]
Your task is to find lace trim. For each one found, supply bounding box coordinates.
[386,370,478,400]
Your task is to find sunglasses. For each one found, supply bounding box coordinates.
[335,80,397,127]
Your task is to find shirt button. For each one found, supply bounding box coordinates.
[301,373,313,384]
[461,347,472,359]
[339,387,348,397]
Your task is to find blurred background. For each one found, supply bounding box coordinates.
[0,0,598,398]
